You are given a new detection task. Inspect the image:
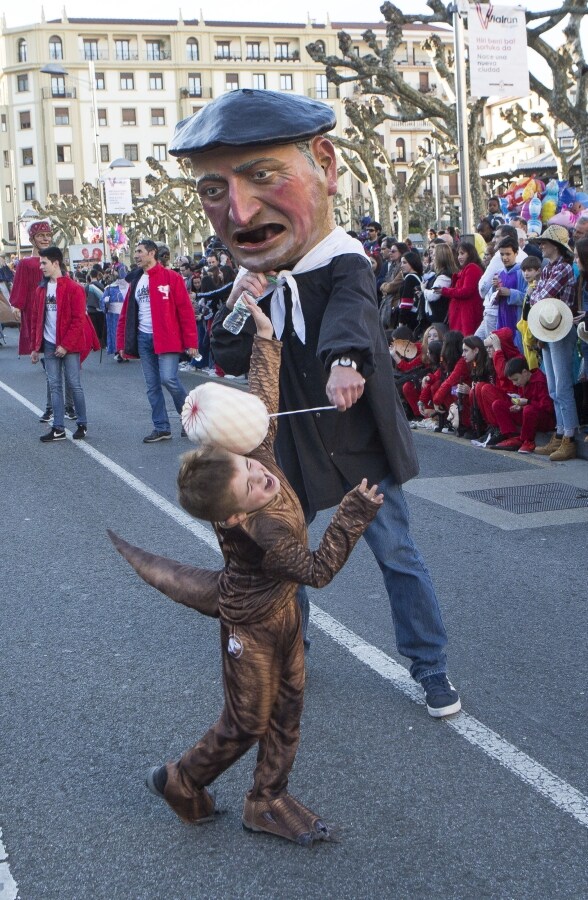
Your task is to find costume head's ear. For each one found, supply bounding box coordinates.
[310,136,338,197]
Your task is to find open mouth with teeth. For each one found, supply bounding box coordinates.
[234,224,285,246]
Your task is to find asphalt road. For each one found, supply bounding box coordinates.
[1,330,587,900]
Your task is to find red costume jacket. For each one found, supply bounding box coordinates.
[30,276,95,358]
[10,256,41,354]
[116,263,197,357]
[441,263,484,336]
[491,327,525,393]
[512,369,554,416]
[433,357,471,409]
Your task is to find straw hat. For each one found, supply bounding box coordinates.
[527,298,574,343]
[535,225,574,260]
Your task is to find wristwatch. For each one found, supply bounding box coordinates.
[330,357,358,371]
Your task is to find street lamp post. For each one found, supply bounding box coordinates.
[40,61,109,261]
[449,0,474,235]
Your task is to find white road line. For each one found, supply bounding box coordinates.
[0,829,19,900]
[3,379,588,839]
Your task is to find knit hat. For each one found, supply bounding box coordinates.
[28,220,51,238]
[535,225,574,261]
[527,298,574,343]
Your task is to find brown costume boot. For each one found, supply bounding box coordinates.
[242,791,336,847]
[549,436,576,462]
[534,433,562,456]
[147,764,216,825]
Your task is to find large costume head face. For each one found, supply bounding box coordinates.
[28,221,52,253]
[170,90,338,272]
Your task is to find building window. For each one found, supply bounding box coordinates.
[100,144,110,162]
[6,185,11,203]
[275,42,289,60]
[95,72,105,90]
[3,150,9,165]
[186,38,199,61]
[58,179,74,195]
[397,171,407,188]
[124,144,139,162]
[151,108,165,126]
[1,116,6,133]
[83,39,99,60]
[120,73,134,90]
[115,39,130,60]
[188,73,202,97]
[24,183,36,201]
[122,108,136,126]
[22,148,34,166]
[18,38,27,62]
[395,137,406,162]
[56,145,72,163]
[246,42,261,59]
[48,35,63,60]
[8,221,15,241]
[54,107,70,125]
[17,73,29,92]
[149,73,163,91]
[226,73,239,92]
[19,111,31,129]
[419,71,430,92]
[130,178,141,195]
[280,74,293,91]
[192,105,203,115]
[146,41,163,61]
[448,172,459,195]
[51,75,66,97]
[153,143,167,161]
[315,74,328,99]
[252,74,265,90]
[216,41,230,59]
[97,108,108,127]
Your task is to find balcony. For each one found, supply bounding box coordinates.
[144,49,171,61]
[246,55,270,62]
[115,51,139,61]
[80,49,110,61]
[308,87,339,100]
[181,87,212,99]
[274,55,300,62]
[214,54,242,61]
[42,87,77,99]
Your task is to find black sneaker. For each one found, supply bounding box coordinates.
[143,430,172,443]
[73,424,87,440]
[487,430,515,448]
[420,674,461,718]
[40,427,66,443]
[146,765,168,797]
[64,407,77,420]
[39,408,53,423]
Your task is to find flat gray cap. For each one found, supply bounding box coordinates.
[169,89,336,157]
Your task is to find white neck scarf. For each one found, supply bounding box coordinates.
[237,226,368,345]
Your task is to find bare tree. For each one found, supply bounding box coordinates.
[307,0,587,222]
[499,104,579,180]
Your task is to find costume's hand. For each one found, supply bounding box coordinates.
[227,270,276,310]
[31,351,39,364]
[242,294,273,340]
[357,478,384,506]
[326,366,365,411]
[55,345,67,358]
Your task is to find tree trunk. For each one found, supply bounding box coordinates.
[397,198,410,240]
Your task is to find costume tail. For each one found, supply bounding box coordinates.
[107,529,220,618]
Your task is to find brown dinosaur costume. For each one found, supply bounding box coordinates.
[109,336,380,846]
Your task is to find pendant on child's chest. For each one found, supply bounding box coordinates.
[228,631,244,659]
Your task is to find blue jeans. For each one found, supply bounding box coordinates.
[297,474,448,682]
[541,326,579,436]
[43,342,87,429]
[137,331,186,432]
[41,356,74,411]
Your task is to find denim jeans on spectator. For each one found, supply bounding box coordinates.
[296,473,448,682]
[137,331,187,432]
[41,356,74,411]
[541,325,579,436]
[43,342,87,429]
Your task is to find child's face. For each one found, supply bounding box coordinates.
[523,266,540,284]
[462,344,478,363]
[228,454,281,515]
[499,246,517,267]
[509,371,530,387]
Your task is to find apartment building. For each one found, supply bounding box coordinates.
[0,13,454,252]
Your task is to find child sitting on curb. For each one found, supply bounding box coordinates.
[488,356,555,453]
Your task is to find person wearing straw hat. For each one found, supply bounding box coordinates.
[528,225,578,461]
[171,89,461,719]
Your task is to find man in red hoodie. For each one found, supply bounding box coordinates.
[117,239,198,443]
[490,357,555,453]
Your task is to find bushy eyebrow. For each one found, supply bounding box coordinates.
[196,157,281,190]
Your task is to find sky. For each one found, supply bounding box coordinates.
[2,0,576,30]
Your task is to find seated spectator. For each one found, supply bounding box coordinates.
[402,323,448,420]
[440,242,484,336]
[459,335,494,437]
[474,328,525,445]
[433,330,469,432]
[486,356,556,453]
[415,341,444,428]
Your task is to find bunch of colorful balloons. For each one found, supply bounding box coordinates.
[500,176,588,236]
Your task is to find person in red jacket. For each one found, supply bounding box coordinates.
[432,330,471,431]
[440,242,484,336]
[30,246,89,442]
[489,357,556,453]
[117,239,199,443]
[474,327,525,446]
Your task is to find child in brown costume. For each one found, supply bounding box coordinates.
[109,300,382,847]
